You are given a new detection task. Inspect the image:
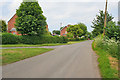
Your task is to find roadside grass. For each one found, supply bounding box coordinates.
[2,40,85,47]
[92,41,119,79]
[1,48,53,65]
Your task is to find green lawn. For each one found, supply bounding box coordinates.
[1,48,53,65]
[2,41,85,47]
[92,41,119,79]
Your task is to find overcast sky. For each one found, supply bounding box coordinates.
[0,0,119,32]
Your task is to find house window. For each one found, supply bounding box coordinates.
[65,31,67,34]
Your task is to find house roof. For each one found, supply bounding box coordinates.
[8,14,17,22]
[60,24,70,31]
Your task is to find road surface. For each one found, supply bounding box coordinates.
[2,40,101,78]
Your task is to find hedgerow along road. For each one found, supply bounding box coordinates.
[3,40,101,78]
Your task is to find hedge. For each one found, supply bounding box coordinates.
[2,33,21,44]
[68,37,86,41]
[2,33,68,44]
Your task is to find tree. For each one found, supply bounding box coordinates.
[105,21,120,41]
[84,31,92,39]
[52,30,60,35]
[0,20,7,32]
[91,10,114,37]
[60,27,64,30]
[67,23,87,38]
[78,23,87,35]
[118,21,120,25]
[15,0,47,35]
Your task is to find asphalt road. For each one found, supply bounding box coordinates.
[2,40,101,78]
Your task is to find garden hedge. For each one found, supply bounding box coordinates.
[2,33,68,44]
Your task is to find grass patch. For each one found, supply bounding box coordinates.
[92,41,119,79]
[1,48,53,65]
[2,40,85,47]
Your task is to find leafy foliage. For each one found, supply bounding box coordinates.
[52,30,60,35]
[2,33,68,44]
[60,27,64,30]
[91,10,114,37]
[67,23,87,38]
[84,31,92,39]
[0,20,7,32]
[105,21,120,40]
[2,33,21,44]
[94,35,119,58]
[15,0,47,35]
[78,23,87,35]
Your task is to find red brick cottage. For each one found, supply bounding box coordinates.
[8,14,20,35]
[8,14,48,35]
[60,25,70,36]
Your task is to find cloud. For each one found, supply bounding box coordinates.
[1,1,118,32]
[1,0,119,2]
[1,0,22,22]
[39,0,119,2]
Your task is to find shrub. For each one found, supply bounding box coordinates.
[68,38,80,41]
[94,35,119,58]
[2,33,68,44]
[21,35,42,44]
[60,36,68,43]
[21,35,68,44]
[2,33,20,44]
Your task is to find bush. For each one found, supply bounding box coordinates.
[68,38,82,41]
[2,33,68,44]
[94,35,119,58]
[2,33,20,44]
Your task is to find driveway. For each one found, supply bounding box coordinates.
[2,40,101,78]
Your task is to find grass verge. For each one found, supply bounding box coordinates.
[2,40,85,47]
[92,41,119,79]
[1,48,53,65]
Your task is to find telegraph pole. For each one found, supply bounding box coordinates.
[103,0,108,36]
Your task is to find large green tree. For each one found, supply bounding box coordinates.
[105,21,120,40]
[0,20,7,32]
[91,10,114,37]
[15,0,47,35]
[78,23,87,35]
[67,23,87,38]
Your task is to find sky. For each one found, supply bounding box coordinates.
[0,0,119,32]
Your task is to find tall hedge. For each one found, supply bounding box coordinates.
[2,33,68,44]
[2,33,21,44]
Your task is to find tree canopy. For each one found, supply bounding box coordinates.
[91,10,114,37]
[105,21,120,40]
[67,23,87,38]
[52,30,60,35]
[60,27,64,30]
[15,0,47,35]
[0,20,7,32]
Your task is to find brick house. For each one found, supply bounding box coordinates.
[8,14,20,35]
[8,14,48,35]
[60,25,70,36]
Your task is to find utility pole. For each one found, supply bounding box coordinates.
[103,0,108,36]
